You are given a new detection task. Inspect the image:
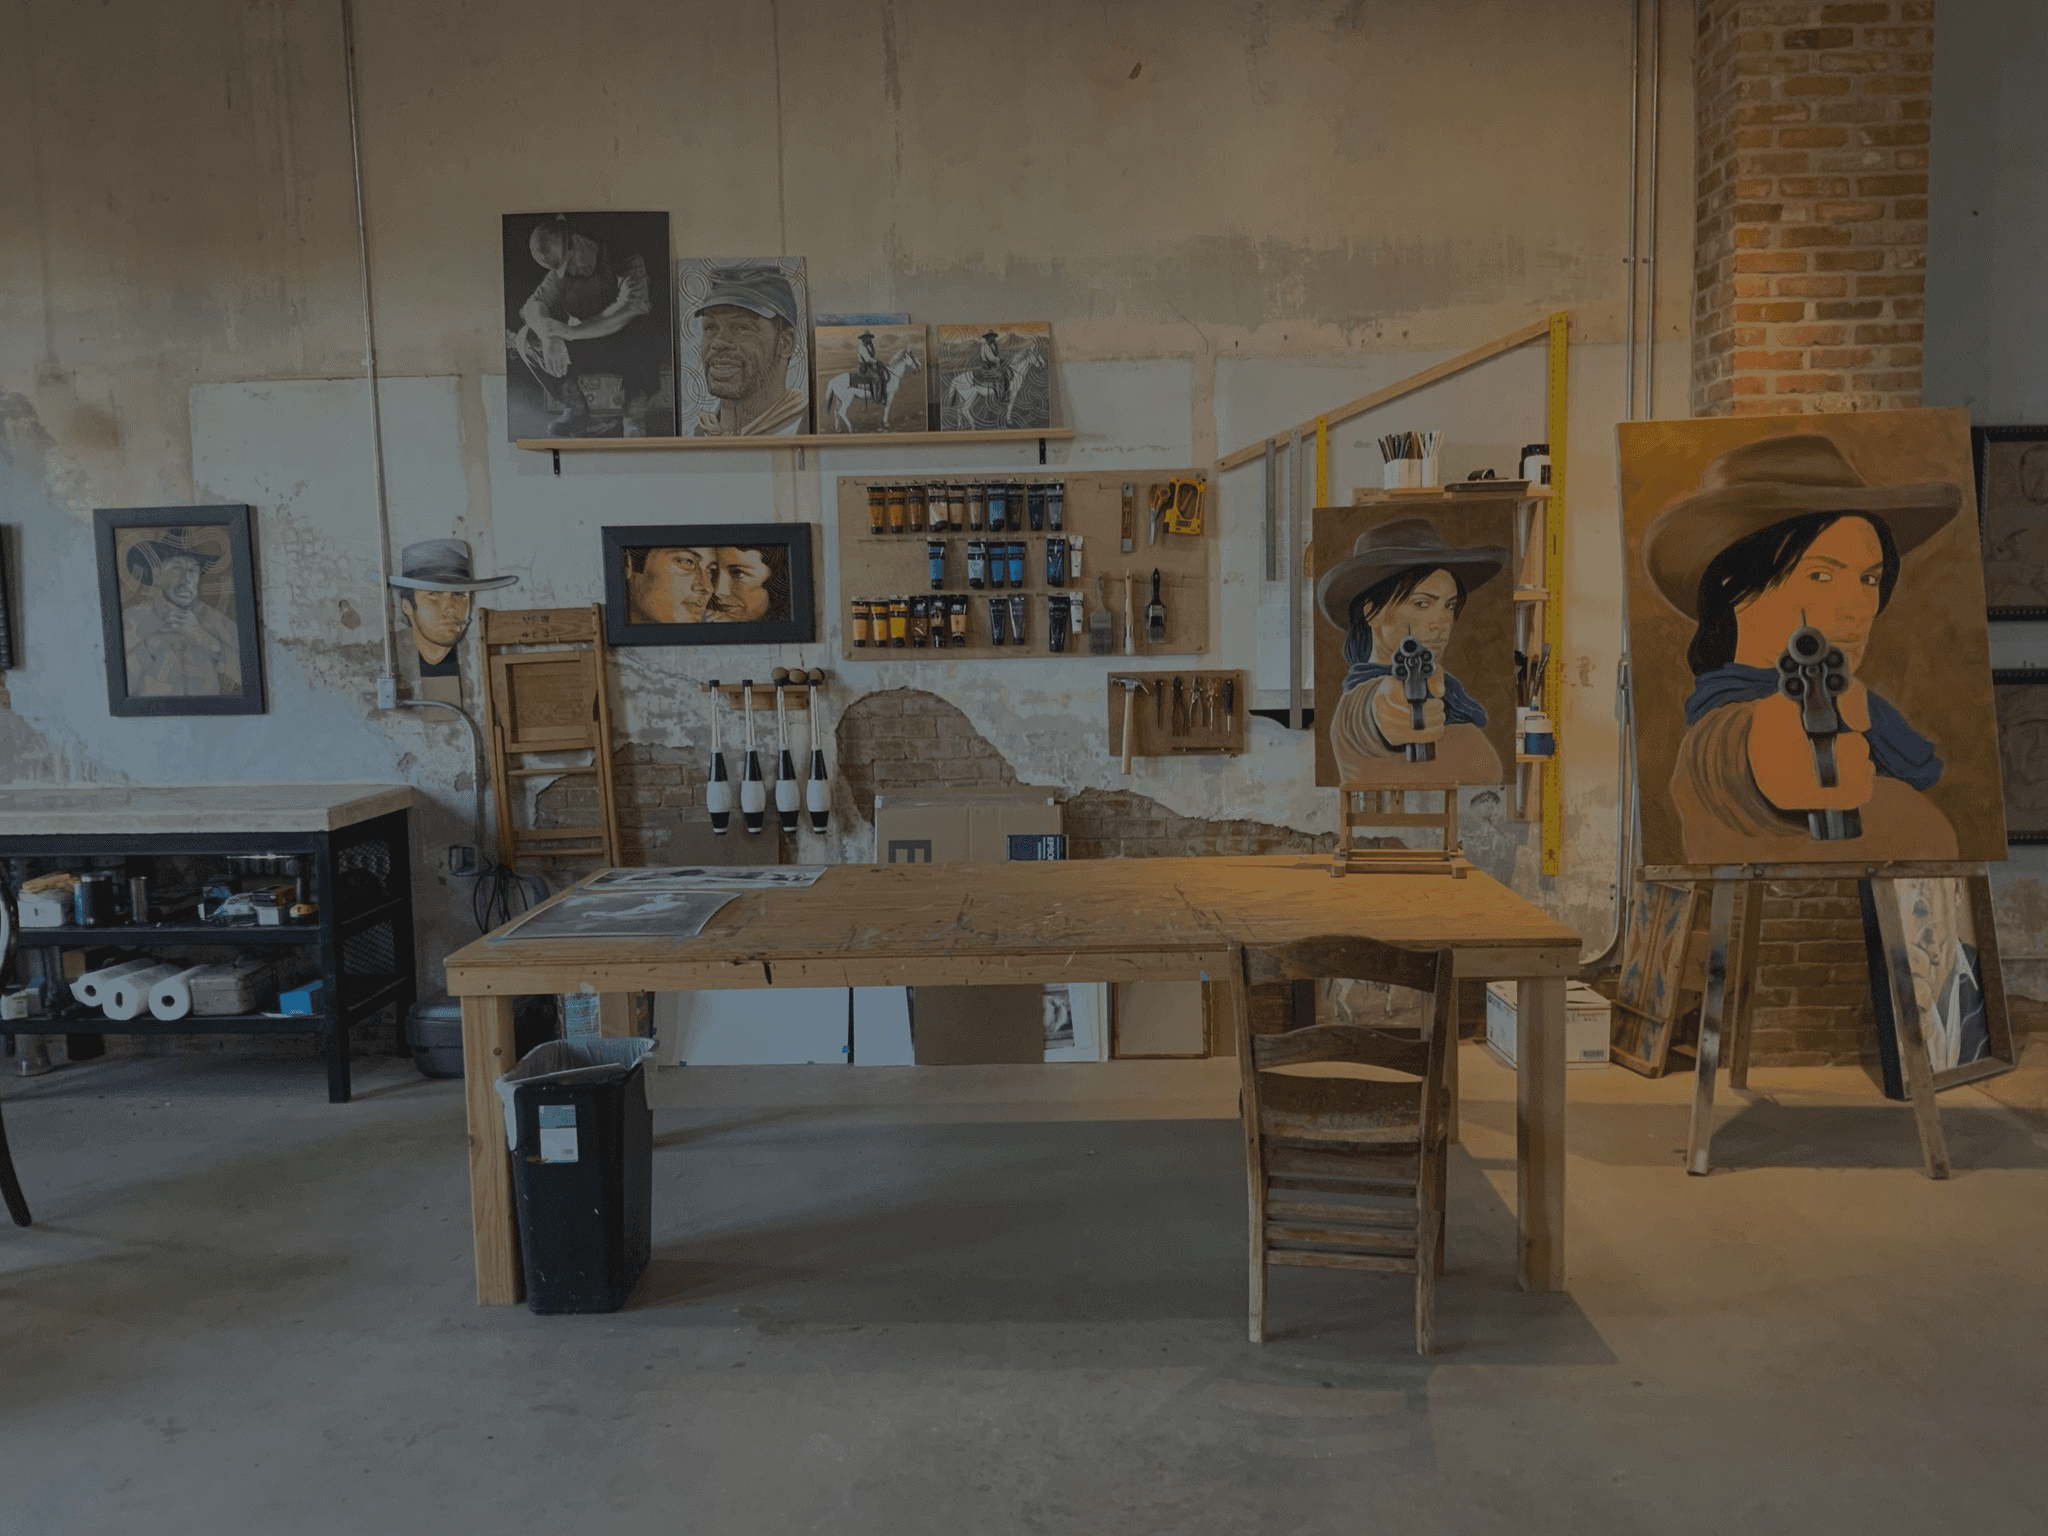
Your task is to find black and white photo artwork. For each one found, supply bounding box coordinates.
[813,323,927,434]
[935,322,1052,432]
[1974,425,2048,617]
[93,506,265,717]
[677,258,811,437]
[502,211,676,441]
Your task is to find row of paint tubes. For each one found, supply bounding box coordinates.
[850,593,1090,650]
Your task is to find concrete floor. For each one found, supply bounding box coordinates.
[3,1044,2046,1535]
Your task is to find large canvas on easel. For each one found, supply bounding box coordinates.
[1620,409,2005,866]
[1311,503,1517,788]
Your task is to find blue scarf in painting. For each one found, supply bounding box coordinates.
[1342,628,1488,726]
[1684,664,1942,790]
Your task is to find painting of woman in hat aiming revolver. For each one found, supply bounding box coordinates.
[1315,517,1510,785]
[1634,428,1992,863]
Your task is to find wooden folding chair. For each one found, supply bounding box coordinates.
[480,605,623,871]
[1232,936,1454,1353]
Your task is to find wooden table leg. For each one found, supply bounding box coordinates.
[1516,974,1566,1293]
[1686,880,1740,1176]
[461,993,523,1305]
[0,1095,31,1227]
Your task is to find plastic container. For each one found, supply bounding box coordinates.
[405,993,557,1079]
[495,1037,657,1314]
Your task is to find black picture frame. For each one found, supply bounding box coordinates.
[94,505,265,716]
[601,523,817,646]
[1973,423,2048,620]
[1993,668,2048,844]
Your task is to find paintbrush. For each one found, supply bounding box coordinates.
[1145,568,1166,646]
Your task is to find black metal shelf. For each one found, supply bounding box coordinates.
[13,922,323,947]
[14,1010,332,1035]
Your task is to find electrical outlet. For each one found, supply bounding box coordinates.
[449,844,477,876]
[375,674,398,710]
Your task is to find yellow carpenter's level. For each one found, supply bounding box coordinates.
[1542,313,1569,879]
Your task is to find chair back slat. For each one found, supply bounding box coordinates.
[1252,1022,1430,1075]
[1242,935,1440,995]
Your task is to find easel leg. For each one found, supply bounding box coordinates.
[1687,881,1740,1176]
[1517,975,1566,1292]
[1726,881,1764,1093]
[1869,878,1952,1180]
[461,993,524,1305]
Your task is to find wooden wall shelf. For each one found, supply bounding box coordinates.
[517,428,1077,473]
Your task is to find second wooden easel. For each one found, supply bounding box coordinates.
[1329,785,1468,878]
[1656,860,2018,1180]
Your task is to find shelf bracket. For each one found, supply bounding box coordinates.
[1038,437,1047,465]
[551,449,561,477]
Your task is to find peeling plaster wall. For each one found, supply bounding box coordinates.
[0,0,1697,996]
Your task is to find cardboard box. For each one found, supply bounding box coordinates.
[1484,981,1611,1069]
[909,985,1045,1065]
[874,787,1062,866]
[279,978,327,1016]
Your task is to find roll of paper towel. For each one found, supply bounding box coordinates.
[72,958,160,1007]
[104,964,181,1021]
[149,965,213,1022]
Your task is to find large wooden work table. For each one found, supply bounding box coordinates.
[445,856,1582,1306]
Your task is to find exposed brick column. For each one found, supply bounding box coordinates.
[1693,1,1933,416]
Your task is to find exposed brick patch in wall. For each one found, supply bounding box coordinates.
[1693,0,1933,416]
[1064,789,1336,860]
[835,688,1018,822]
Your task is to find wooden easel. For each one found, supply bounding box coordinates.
[1329,786,1469,878]
[1651,860,2019,1180]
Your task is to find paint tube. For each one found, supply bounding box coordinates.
[968,484,986,530]
[1045,537,1067,587]
[949,595,969,646]
[947,485,966,531]
[987,595,1008,646]
[966,539,987,589]
[851,598,870,647]
[927,539,947,590]
[907,484,927,532]
[1028,484,1046,531]
[910,595,930,648]
[886,485,907,534]
[888,596,909,647]
[1007,593,1028,646]
[987,483,1007,531]
[866,486,886,535]
[1047,595,1069,652]
[1048,483,1065,531]
[1007,541,1026,588]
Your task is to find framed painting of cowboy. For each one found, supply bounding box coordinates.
[93,506,264,718]
[1310,504,1518,788]
[1620,408,2005,867]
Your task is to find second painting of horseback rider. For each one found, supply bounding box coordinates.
[813,324,928,434]
[935,322,1052,432]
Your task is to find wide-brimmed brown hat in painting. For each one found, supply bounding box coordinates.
[1314,518,1506,630]
[1643,434,1962,619]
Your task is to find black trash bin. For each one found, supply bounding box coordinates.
[495,1037,657,1314]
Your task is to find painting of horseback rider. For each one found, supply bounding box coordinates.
[936,323,1052,432]
[813,323,929,434]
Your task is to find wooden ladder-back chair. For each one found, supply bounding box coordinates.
[1232,936,1454,1353]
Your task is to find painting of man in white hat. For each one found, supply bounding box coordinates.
[389,540,518,681]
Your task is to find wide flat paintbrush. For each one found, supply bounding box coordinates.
[1144,568,1165,646]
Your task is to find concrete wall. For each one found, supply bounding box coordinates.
[0,0,1694,994]
[1926,0,2048,997]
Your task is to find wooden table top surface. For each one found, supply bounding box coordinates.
[445,857,1582,991]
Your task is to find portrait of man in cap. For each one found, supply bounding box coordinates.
[1312,511,1513,787]
[677,258,811,437]
[117,526,243,698]
[1621,411,2005,866]
[501,212,676,442]
[388,540,518,685]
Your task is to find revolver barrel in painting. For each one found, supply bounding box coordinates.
[1391,636,1437,764]
[1775,622,1862,841]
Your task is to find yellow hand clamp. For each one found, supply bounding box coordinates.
[1149,476,1206,537]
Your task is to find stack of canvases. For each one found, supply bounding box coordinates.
[498,211,1052,441]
